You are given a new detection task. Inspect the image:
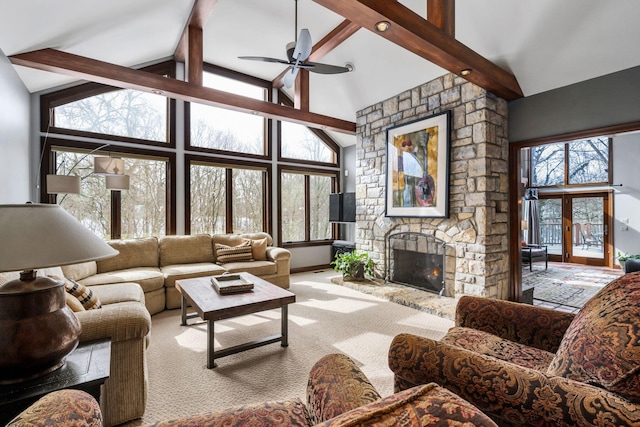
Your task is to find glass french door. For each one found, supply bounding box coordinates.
[537,192,611,266]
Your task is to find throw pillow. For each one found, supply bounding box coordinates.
[50,275,102,310]
[65,292,86,312]
[246,237,268,261]
[546,273,640,403]
[215,242,253,264]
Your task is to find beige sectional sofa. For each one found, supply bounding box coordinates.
[62,232,292,315]
[9,232,290,426]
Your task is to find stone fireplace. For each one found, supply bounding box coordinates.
[355,73,510,300]
[387,232,447,296]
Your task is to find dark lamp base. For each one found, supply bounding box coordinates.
[0,274,81,384]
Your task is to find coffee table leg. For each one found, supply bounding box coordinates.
[207,319,217,368]
[180,295,187,326]
[281,304,289,347]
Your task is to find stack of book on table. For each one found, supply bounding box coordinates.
[211,274,254,295]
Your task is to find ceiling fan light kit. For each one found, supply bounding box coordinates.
[238,0,353,88]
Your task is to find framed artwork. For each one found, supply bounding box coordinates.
[385,110,451,218]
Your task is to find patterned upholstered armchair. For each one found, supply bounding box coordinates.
[9,354,497,427]
[389,272,640,427]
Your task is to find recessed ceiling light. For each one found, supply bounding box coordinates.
[375,21,391,32]
[151,89,164,95]
[459,69,472,76]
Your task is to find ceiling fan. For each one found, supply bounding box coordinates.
[238,0,352,88]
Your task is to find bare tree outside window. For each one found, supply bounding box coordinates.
[532,143,564,186]
[281,121,333,163]
[232,168,264,233]
[281,172,305,242]
[190,164,226,235]
[309,175,331,240]
[54,89,167,142]
[121,158,167,238]
[568,138,609,184]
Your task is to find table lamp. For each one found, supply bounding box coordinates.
[0,204,118,384]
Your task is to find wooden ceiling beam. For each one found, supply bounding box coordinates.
[273,19,360,90]
[312,0,523,100]
[174,0,218,63]
[427,0,455,37]
[10,49,355,134]
[295,69,310,111]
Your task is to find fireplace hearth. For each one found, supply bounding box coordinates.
[387,232,446,296]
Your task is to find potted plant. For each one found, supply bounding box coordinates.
[331,250,375,281]
[616,251,640,271]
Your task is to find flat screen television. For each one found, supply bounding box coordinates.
[329,192,355,222]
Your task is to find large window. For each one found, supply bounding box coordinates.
[280,121,336,164]
[531,137,610,187]
[188,71,267,155]
[189,160,267,235]
[52,148,168,239]
[280,168,335,244]
[54,90,168,143]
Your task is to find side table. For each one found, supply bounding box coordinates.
[0,339,111,425]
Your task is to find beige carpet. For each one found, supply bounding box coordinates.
[131,270,453,425]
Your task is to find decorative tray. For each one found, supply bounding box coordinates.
[211,274,254,295]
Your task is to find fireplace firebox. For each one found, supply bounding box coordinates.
[387,232,446,296]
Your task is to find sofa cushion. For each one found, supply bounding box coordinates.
[89,282,146,306]
[215,241,253,264]
[222,260,278,276]
[162,263,227,288]
[62,261,97,281]
[159,234,214,267]
[247,237,268,261]
[441,327,556,372]
[151,398,311,427]
[98,237,159,273]
[547,272,640,403]
[239,232,273,246]
[315,383,497,427]
[78,268,165,293]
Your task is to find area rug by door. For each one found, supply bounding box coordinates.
[523,263,622,308]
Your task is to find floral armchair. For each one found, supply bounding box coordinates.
[9,353,497,427]
[389,272,640,427]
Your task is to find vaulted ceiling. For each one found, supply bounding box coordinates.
[2,0,640,147]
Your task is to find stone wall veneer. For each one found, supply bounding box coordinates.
[355,74,509,299]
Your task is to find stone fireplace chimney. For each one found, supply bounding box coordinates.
[355,73,509,299]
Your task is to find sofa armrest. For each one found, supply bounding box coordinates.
[455,295,575,352]
[266,246,291,262]
[306,353,381,424]
[7,390,102,427]
[75,302,151,343]
[388,333,640,427]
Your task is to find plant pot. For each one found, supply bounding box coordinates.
[344,264,365,281]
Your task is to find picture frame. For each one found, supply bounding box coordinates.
[385,110,451,218]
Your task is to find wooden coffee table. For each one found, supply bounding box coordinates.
[176,272,296,368]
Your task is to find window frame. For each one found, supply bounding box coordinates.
[277,165,338,248]
[41,138,177,238]
[184,64,273,160]
[529,137,613,189]
[40,61,176,148]
[185,154,272,236]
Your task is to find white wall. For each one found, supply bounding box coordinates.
[613,132,640,260]
[0,49,30,203]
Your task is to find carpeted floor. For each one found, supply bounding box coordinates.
[523,262,623,311]
[129,270,453,425]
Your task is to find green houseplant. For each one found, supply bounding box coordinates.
[616,251,640,270]
[331,250,375,281]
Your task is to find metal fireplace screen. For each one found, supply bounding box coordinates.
[387,232,446,295]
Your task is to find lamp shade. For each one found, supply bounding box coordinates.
[0,204,118,383]
[46,174,81,194]
[0,204,118,272]
[94,157,125,175]
[106,174,130,190]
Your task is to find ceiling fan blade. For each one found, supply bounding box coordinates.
[292,29,312,62]
[283,67,299,88]
[238,56,290,65]
[305,61,352,74]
